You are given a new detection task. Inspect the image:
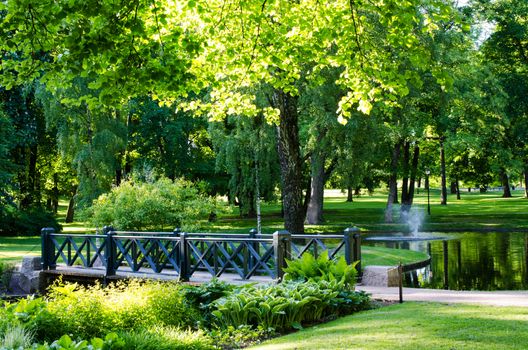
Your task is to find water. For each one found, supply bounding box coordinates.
[364,231,528,291]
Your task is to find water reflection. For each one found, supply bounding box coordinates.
[365,232,528,291]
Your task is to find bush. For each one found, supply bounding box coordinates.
[34,333,124,350]
[283,252,358,289]
[0,325,34,350]
[212,280,342,332]
[329,290,372,316]
[0,278,370,349]
[33,280,203,341]
[0,262,15,293]
[89,178,220,231]
[209,325,272,350]
[118,326,214,350]
[183,279,235,327]
[0,205,61,236]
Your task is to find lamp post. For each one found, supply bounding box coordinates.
[425,169,431,215]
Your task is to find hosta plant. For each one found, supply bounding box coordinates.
[283,252,359,289]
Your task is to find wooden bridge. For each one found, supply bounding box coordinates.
[39,227,362,287]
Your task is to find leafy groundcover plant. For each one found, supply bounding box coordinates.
[0,258,370,350]
[212,253,370,334]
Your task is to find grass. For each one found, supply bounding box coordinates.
[0,236,41,264]
[0,198,429,266]
[209,189,528,233]
[250,302,528,350]
[2,188,524,265]
[362,246,427,266]
[0,200,91,264]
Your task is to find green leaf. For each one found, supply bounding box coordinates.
[291,321,303,330]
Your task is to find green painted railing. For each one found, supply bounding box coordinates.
[41,227,361,281]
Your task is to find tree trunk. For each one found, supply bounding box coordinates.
[402,142,419,212]
[272,89,305,233]
[501,169,512,198]
[401,142,410,205]
[385,141,401,223]
[52,172,59,213]
[406,143,419,206]
[524,169,528,199]
[303,176,311,214]
[20,144,39,209]
[115,168,122,186]
[456,177,461,200]
[347,186,353,202]
[306,152,325,225]
[65,190,76,223]
[440,137,447,205]
[450,181,457,194]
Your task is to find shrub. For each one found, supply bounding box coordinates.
[0,262,14,293]
[118,326,215,350]
[34,333,125,350]
[34,280,203,341]
[0,206,61,236]
[183,279,235,327]
[209,325,272,349]
[283,252,358,289]
[212,280,341,332]
[329,290,372,316]
[0,325,34,350]
[89,178,220,231]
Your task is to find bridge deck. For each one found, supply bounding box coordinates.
[40,265,275,288]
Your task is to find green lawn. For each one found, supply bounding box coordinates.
[0,200,91,264]
[250,302,528,350]
[209,189,528,233]
[2,189,523,265]
[0,236,41,263]
[362,246,427,266]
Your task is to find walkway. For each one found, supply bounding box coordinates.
[357,285,528,307]
[39,265,274,289]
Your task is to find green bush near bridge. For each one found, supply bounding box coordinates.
[0,264,371,349]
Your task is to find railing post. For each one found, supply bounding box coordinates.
[353,231,362,277]
[179,232,190,282]
[41,227,55,270]
[172,228,181,265]
[104,226,116,277]
[248,228,258,271]
[273,230,291,282]
[344,226,361,276]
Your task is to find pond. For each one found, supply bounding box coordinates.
[364,231,528,291]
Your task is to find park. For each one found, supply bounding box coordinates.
[1,0,528,349]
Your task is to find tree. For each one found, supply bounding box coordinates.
[37,81,127,208]
[301,69,343,225]
[0,109,16,226]
[127,97,219,193]
[1,0,458,233]
[478,0,528,197]
[189,1,457,232]
[210,113,279,217]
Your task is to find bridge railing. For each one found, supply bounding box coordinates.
[41,227,361,281]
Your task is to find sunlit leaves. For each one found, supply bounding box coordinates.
[1,0,462,123]
[0,0,201,107]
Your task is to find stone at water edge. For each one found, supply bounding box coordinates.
[361,265,400,287]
